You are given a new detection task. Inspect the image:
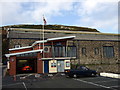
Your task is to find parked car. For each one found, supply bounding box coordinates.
[64,66,97,78]
[22,65,32,71]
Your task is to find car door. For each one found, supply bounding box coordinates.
[81,66,91,76]
[78,66,89,76]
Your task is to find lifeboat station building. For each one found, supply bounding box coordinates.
[5,36,76,76]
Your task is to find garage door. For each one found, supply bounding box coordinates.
[16,59,37,74]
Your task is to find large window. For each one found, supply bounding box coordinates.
[54,46,66,57]
[67,46,76,57]
[103,46,114,58]
[52,45,76,57]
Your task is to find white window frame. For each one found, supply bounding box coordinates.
[66,61,70,67]
[51,62,56,67]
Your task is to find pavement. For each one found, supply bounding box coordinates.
[0,64,2,90]
[1,64,120,89]
[1,65,7,77]
[2,73,120,89]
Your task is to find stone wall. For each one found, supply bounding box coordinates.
[9,39,36,48]
[68,40,120,73]
[85,64,120,74]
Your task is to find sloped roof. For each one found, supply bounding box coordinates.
[8,28,119,41]
[9,36,76,51]
[9,46,32,51]
[3,24,99,32]
[5,49,43,57]
[47,36,75,41]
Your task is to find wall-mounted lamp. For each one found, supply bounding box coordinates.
[38,58,41,60]
[11,58,14,62]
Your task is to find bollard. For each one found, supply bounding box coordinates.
[13,75,16,81]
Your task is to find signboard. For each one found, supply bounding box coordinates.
[16,52,37,57]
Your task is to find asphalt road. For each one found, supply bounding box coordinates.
[2,73,120,90]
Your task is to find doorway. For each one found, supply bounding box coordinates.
[57,60,64,72]
[44,60,49,73]
[16,59,37,74]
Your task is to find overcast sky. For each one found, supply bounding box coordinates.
[0,0,119,33]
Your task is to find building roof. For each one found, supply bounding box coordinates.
[5,49,43,57]
[9,46,32,51]
[10,28,119,36]
[3,24,99,32]
[47,36,75,41]
[9,36,76,51]
[8,28,119,41]
[31,40,47,46]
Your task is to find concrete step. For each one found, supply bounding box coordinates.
[100,72,120,79]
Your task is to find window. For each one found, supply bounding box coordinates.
[82,48,86,55]
[76,66,88,70]
[55,42,62,45]
[94,48,99,55]
[14,45,21,48]
[54,46,66,57]
[66,62,70,67]
[103,46,114,58]
[67,46,76,57]
[51,63,56,67]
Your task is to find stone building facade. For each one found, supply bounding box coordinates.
[3,28,120,73]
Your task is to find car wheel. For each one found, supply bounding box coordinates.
[73,74,77,78]
[66,75,70,78]
[91,73,96,77]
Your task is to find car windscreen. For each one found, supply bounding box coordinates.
[77,66,89,70]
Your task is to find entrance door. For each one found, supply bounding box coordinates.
[44,61,49,73]
[57,60,64,72]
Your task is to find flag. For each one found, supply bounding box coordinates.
[43,16,47,25]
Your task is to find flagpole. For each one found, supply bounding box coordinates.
[43,16,45,58]
[39,25,41,50]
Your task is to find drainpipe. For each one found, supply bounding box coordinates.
[77,40,80,66]
[52,41,55,59]
[66,40,68,57]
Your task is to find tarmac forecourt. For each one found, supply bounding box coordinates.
[2,73,120,89]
